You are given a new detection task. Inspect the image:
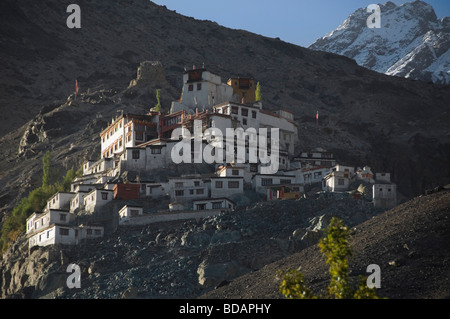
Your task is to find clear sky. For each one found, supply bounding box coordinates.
[151,0,450,47]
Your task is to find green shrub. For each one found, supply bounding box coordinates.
[279,217,381,299]
[0,153,79,254]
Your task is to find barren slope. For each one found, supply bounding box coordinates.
[201,189,450,299]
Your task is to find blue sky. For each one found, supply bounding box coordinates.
[151,0,450,47]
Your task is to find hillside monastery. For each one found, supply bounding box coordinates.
[25,67,397,250]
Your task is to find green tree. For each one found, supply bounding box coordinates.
[155,89,161,112]
[0,155,79,254]
[255,82,262,102]
[279,217,381,299]
[42,151,51,188]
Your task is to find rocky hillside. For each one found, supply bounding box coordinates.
[0,192,385,298]
[201,188,450,299]
[309,1,450,84]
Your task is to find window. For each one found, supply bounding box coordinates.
[314,172,322,179]
[59,228,69,236]
[250,164,258,172]
[212,202,222,209]
[232,169,240,176]
[175,190,184,197]
[194,181,200,187]
[338,179,345,186]
[175,182,184,188]
[215,181,223,189]
[135,132,143,141]
[196,204,206,210]
[243,118,247,125]
[47,231,50,239]
[196,189,204,195]
[280,179,292,185]
[228,181,240,189]
[241,108,248,117]
[60,214,67,222]
[101,192,108,200]
[231,106,239,114]
[95,229,101,236]
[197,83,202,91]
[189,189,194,195]
[151,148,161,154]
[188,84,194,91]
[262,178,273,186]
[132,150,140,159]
[130,209,140,217]
[87,229,92,235]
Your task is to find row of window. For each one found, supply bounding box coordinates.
[231,106,257,119]
[103,121,123,143]
[196,202,224,210]
[188,83,202,91]
[59,228,101,236]
[175,188,206,197]
[261,178,293,186]
[131,148,161,159]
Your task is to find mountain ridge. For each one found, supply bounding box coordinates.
[309,0,450,84]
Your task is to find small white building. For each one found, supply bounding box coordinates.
[192,198,236,211]
[136,181,168,199]
[118,205,144,224]
[99,113,159,159]
[356,166,375,183]
[168,176,210,202]
[373,183,397,208]
[26,209,74,236]
[70,191,87,213]
[210,177,244,199]
[83,158,113,176]
[302,166,329,185]
[119,139,177,172]
[170,68,234,114]
[83,189,114,213]
[28,224,103,249]
[46,192,75,211]
[252,173,301,196]
[322,171,350,192]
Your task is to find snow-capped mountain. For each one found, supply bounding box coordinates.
[309,1,450,84]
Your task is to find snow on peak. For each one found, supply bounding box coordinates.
[309,0,449,84]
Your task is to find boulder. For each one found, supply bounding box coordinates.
[197,260,249,288]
